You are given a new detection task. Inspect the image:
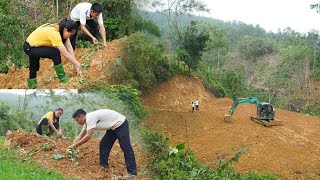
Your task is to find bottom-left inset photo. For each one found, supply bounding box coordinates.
[0,89,146,180]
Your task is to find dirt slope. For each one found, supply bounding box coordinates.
[0,37,128,89]
[142,75,320,179]
[4,131,147,179]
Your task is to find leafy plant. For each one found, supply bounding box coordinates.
[92,85,147,120]
[120,33,172,91]
[40,143,53,151]
[177,21,210,71]
[66,147,78,162]
[143,131,276,179]
[52,154,65,160]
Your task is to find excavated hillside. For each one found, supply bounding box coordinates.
[0,37,129,89]
[142,75,320,179]
[4,131,147,179]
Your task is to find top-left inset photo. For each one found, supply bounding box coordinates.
[0,2,122,89]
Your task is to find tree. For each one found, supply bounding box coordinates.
[147,0,209,42]
[238,37,275,60]
[100,0,160,40]
[177,21,209,71]
[310,3,320,13]
[203,25,229,71]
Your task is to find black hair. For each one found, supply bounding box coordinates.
[91,3,103,13]
[58,18,77,43]
[53,108,63,122]
[72,109,87,118]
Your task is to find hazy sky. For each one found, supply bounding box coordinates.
[202,0,320,33]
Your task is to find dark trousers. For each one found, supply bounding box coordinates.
[36,118,59,136]
[23,41,61,79]
[99,120,137,175]
[69,19,98,50]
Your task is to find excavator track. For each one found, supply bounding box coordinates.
[250,116,282,127]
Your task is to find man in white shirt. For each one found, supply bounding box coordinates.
[69,2,108,49]
[69,109,137,178]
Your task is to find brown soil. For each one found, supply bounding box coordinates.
[0,37,128,89]
[141,75,320,179]
[4,130,147,180]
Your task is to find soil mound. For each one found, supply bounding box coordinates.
[4,130,146,179]
[142,75,320,179]
[0,37,128,89]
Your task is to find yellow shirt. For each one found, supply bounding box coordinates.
[27,24,64,47]
[38,112,54,124]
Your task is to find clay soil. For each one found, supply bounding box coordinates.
[0,37,129,89]
[142,75,320,179]
[4,131,147,179]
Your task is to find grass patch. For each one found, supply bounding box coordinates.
[0,136,75,180]
[0,136,4,143]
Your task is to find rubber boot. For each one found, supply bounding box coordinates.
[27,78,37,89]
[41,125,48,136]
[47,129,54,136]
[54,64,71,83]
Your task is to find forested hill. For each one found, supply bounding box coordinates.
[140,10,268,37]
[140,10,320,115]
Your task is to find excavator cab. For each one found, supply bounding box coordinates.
[256,103,275,120]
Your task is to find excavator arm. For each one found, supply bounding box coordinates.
[229,97,261,115]
[225,97,261,122]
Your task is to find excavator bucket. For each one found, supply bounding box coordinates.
[224,114,232,123]
[250,116,283,127]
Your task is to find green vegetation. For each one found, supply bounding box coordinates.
[0,136,75,180]
[66,148,78,162]
[89,85,147,121]
[303,102,320,116]
[0,0,35,73]
[141,10,320,109]
[101,0,160,40]
[142,131,277,179]
[177,21,210,71]
[110,33,173,91]
[0,103,36,135]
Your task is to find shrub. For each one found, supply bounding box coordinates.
[91,85,147,120]
[117,33,172,91]
[0,103,36,135]
[142,131,276,179]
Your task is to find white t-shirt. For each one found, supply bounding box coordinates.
[70,2,104,25]
[84,109,126,131]
[195,100,199,106]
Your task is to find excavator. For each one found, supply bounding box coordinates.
[224,97,282,127]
